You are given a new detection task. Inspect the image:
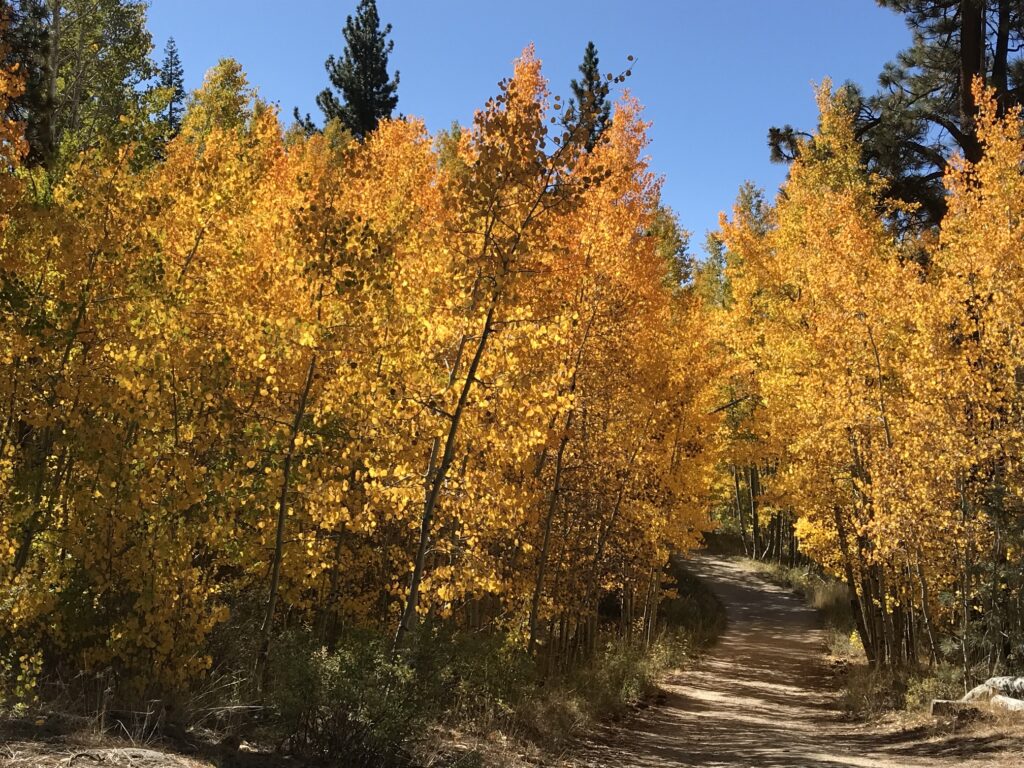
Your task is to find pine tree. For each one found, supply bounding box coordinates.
[566,41,610,151]
[159,37,185,136]
[1,0,156,173]
[312,0,399,138]
[769,0,1024,230]
[3,0,54,167]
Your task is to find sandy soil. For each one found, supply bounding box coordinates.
[573,554,1024,768]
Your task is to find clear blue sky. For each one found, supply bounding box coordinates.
[147,1,909,248]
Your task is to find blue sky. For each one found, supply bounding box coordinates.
[147,1,910,248]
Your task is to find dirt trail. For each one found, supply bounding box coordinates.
[575,554,1021,768]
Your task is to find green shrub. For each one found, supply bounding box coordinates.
[904,665,964,712]
[267,629,427,766]
[407,625,537,732]
[841,664,965,717]
[514,634,676,746]
[573,638,660,714]
[513,681,588,748]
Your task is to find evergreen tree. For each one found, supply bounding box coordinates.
[769,0,1024,231]
[159,36,186,136]
[3,0,54,167]
[2,0,156,173]
[310,0,399,138]
[694,233,731,310]
[566,41,610,151]
[648,205,692,289]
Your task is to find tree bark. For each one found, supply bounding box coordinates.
[732,465,749,555]
[991,0,1011,109]
[959,0,985,163]
[41,0,62,171]
[749,466,762,558]
[915,554,939,665]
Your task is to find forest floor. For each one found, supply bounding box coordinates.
[4,554,1023,767]
[570,553,1024,768]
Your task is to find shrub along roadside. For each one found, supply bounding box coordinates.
[839,663,964,719]
[225,557,725,765]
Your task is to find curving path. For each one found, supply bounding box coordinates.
[574,555,1020,768]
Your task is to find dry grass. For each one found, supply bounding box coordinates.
[872,705,1024,768]
[0,742,211,768]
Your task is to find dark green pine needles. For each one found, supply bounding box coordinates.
[306,0,400,139]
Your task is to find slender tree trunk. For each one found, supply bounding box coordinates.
[915,554,939,666]
[620,571,631,642]
[732,465,749,555]
[393,299,497,653]
[877,567,898,664]
[640,566,657,651]
[528,416,571,655]
[748,466,761,559]
[992,0,1011,109]
[957,477,974,688]
[42,0,62,171]
[647,570,658,649]
[255,354,317,687]
[961,547,973,688]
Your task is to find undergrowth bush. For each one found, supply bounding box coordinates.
[572,638,664,715]
[841,666,907,717]
[514,639,665,746]
[268,629,427,767]
[904,665,963,712]
[842,664,964,717]
[264,624,699,761]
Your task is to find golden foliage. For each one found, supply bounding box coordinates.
[718,82,1024,667]
[0,50,715,700]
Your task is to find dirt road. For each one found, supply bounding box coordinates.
[575,555,1021,768]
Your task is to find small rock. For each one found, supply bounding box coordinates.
[986,677,1024,698]
[990,694,1024,713]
